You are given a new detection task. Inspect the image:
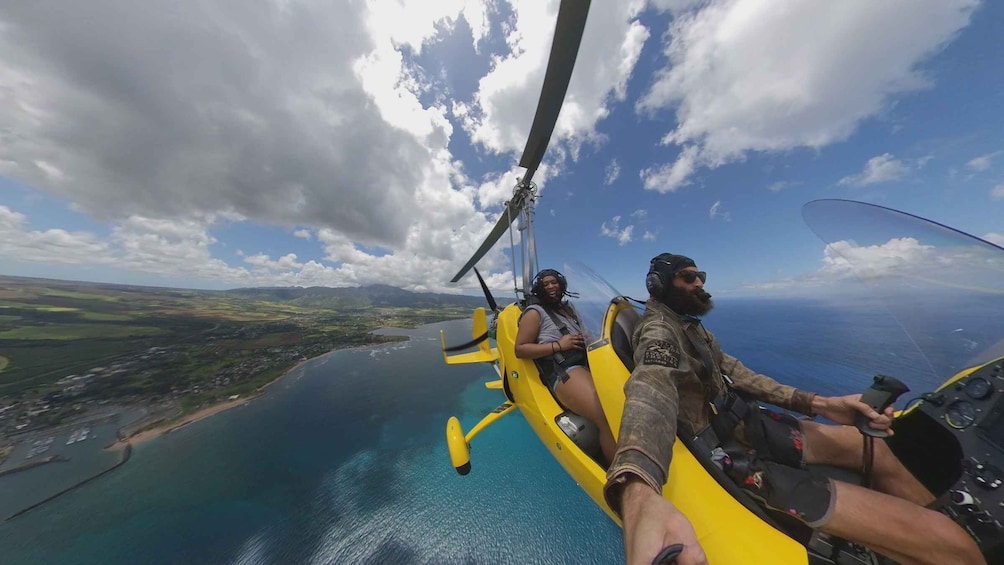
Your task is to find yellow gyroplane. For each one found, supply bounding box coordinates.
[440,1,1004,563]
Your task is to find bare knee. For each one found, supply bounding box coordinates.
[930,513,985,564]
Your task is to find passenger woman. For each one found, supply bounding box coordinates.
[515,269,616,465]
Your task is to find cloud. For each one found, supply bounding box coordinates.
[600,215,634,246]
[640,145,698,193]
[742,234,1004,295]
[0,206,112,265]
[642,230,657,242]
[293,229,312,240]
[0,204,516,292]
[767,181,794,193]
[984,233,1004,247]
[244,253,305,271]
[708,200,731,221]
[966,151,1002,172]
[838,153,911,187]
[455,1,649,170]
[637,0,977,191]
[604,159,622,185]
[992,183,1004,200]
[631,209,647,219]
[0,1,546,291]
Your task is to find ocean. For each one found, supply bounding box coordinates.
[0,297,971,564]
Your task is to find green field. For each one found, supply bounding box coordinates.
[0,325,165,340]
[79,312,135,321]
[0,275,476,431]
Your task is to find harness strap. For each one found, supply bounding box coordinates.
[540,304,587,368]
[682,322,771,457]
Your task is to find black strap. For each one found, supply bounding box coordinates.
[682,323,730,400]
[540,304,587,368]
[682,322,771,454]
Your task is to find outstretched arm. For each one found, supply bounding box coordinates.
[621,478,709,565]
[606,317,708,564]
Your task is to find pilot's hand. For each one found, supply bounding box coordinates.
[621,479,708,565]
[816,394,895,434]
[557,333,585,352]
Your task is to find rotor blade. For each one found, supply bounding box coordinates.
[443,332,490,353]
[517,0,591,185]
[451,200,518,283]
[473,267,499,312]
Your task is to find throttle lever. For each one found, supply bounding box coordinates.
[856,375,909,438]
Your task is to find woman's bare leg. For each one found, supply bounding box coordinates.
[554,367,616,464]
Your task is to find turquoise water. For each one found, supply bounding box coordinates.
[0,320,622,564]
[0,298,965,564]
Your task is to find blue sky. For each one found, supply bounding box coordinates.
[0,0,1001,299]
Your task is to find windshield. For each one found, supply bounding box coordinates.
[561,261,630,342]
[802,199,1004,382]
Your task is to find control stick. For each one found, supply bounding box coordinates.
[858,375,909,489]
[856,375,910,439]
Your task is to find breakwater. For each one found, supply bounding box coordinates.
[0,455,69,478]
[4,444,132,522]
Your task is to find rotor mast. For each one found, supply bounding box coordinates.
[449,0,590,299]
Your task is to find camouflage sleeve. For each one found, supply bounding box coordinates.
[604,319,686,515]
[718,348,816,416]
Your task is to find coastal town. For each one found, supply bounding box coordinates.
[0,276,481,518]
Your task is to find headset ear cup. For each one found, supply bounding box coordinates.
[645,270,664,299]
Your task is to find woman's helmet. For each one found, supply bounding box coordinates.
[531,269,568,301]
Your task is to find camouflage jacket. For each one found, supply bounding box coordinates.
[603,299,816,513]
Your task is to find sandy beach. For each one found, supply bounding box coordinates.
[106,339,399,450]
[108,393,262,449]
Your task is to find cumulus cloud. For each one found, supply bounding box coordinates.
[743,234,1004,296]
[0,206,112,265]
[455,0,649,171]
[838,153,911,187]
[245,253,305,271]
[0,204,517,292]
[641,145,698,193]
[293,229,312,240]
[966,151,1002,172]
[638,0,977,192]
[600,215,634,246]
[0,1,555,291]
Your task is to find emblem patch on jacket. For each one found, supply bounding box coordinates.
[642,340,680,368]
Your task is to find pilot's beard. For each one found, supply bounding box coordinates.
[664,285,713,317]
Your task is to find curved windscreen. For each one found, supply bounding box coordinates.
[561,261,628,342]
[802,199,1004,381]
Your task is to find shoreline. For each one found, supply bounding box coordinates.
[107,393,262,450]
[1,326,429,523]
[107,334,411,449]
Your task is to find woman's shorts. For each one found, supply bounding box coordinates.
[731,411,836,528]
[546,365,586,391]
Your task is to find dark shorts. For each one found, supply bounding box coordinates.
[546,365,586,390]
[731,410,835,528]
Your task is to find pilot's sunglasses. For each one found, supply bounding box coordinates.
[676,270,707,284]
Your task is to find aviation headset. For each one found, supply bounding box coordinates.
[531,269,568,301]
[645,253,697,300]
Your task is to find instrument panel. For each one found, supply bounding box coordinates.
[918,360,1004,556]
